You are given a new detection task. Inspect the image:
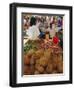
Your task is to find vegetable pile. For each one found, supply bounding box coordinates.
[23,40,63,75]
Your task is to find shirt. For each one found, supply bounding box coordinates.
[49,29,56,38]
[26,25,40,40]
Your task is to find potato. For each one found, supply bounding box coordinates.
[34,70,40,74]
[44,48,52,60]
[35,49,44,59]
[27,49,35,58]
[52,57,58,69]
[46,63,53,73]
[30,65,35,74]
[58,54,63,61]
[24,65,35,75]
[52,70,57,74]
[57,60,63,73]
[35,64,44,73]
[30,55,36,65]
[38,57,49,67]
[35,59,40,64]
[43,70,48,74]
[57,64,63,73]
[24,65,32,75]
[24,55,30,65]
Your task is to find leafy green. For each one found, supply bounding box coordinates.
[24,40,38,54]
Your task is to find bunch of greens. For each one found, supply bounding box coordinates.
[24,40,38,54]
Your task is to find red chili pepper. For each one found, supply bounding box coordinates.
[53,36,59,44]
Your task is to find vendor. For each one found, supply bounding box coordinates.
[49,23,56,39]
[26,17,40,40]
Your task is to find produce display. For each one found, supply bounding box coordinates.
[22,14,63,75]
[23,39,63,75]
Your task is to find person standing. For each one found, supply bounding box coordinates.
[49,23,56,39]
[26,17,40,40]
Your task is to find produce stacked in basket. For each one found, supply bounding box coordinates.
[24,40,63,75]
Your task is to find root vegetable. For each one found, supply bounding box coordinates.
[34,70,40,74]
[46,63,53,73]
[24,55,30,65]
[24,65,32,75]
[35,64,44,73]
[38,57,48,67]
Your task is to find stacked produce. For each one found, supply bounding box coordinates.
[24,40,63,75]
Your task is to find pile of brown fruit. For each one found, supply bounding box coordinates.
[24,48,63,75]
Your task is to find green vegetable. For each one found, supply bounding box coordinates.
[24,40,38,54]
